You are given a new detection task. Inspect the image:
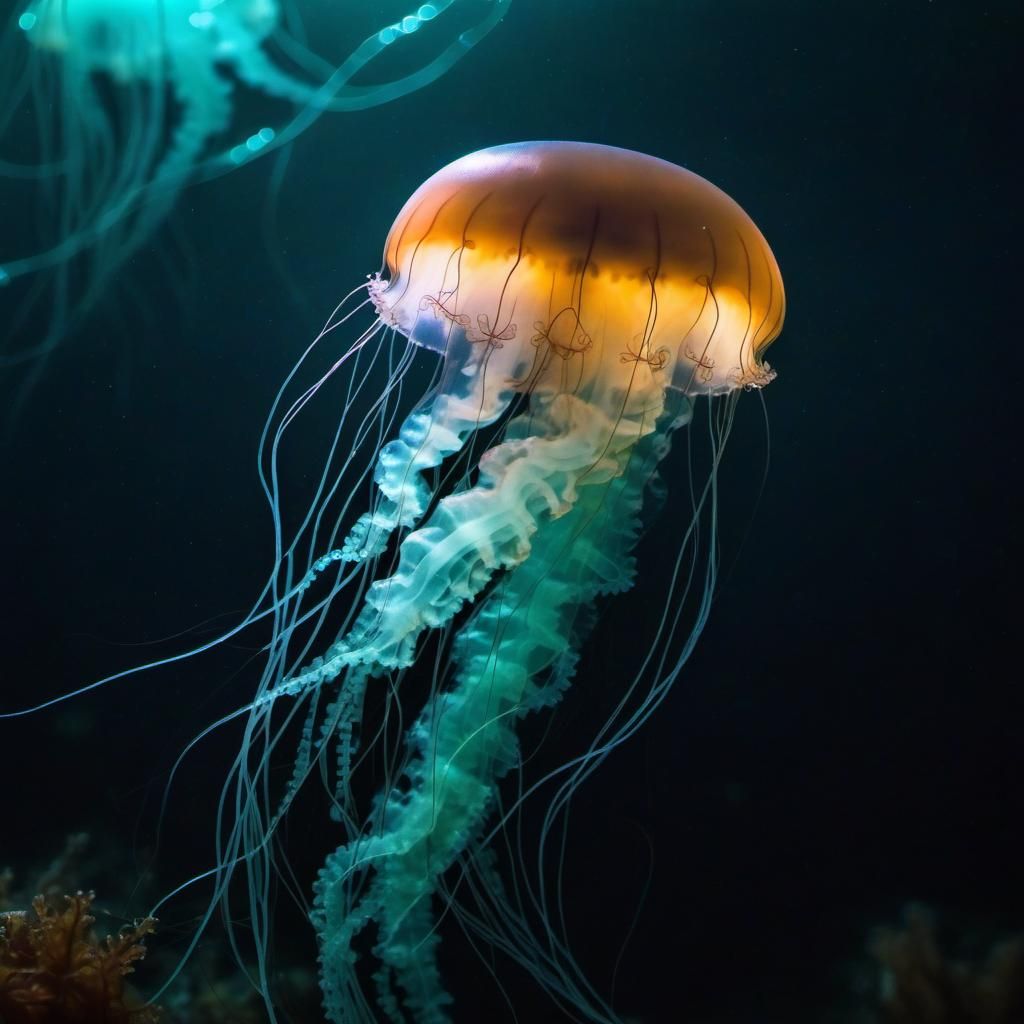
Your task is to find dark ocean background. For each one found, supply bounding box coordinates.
[1,1,1020,1021]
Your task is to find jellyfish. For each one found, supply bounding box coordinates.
[4,141,784,1021]
[0,0,513,361]
[154,140,783,1023]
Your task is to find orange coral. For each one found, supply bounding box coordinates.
[0,891,160,1023]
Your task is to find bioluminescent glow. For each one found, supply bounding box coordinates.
[0,0,512,363]
[3,141,785,1023]
[206,141,786,1022]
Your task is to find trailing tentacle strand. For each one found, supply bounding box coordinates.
[311,381,671,1023]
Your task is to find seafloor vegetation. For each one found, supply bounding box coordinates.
[0,890,158,1023]
[2,837,1022,1023]
[870,906,1024,1024]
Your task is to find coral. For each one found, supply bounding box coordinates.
[0,891,160,1023]
[871,905,1024,1024]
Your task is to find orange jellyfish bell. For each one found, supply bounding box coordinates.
[370,140,785,396]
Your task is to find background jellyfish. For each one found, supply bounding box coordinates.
[162,140,784,1023]
[0,0,513,365]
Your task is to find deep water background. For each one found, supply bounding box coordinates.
[1,1,1020,1021]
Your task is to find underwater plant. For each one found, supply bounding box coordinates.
[0,0,513,361]
[0,837,320,1024]
[0,891,159,1023]
[6,141,785,1022]
[871,906,1024,1024]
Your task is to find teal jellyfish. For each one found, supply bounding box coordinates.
[0,0,512,361]
[173,141,784,1023]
